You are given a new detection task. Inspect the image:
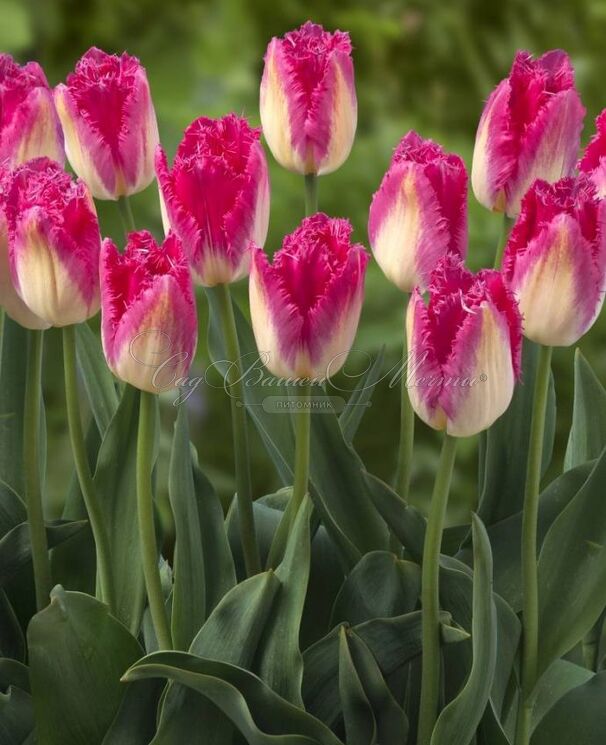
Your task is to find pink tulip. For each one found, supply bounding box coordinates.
[407,256,522,437]
[260,21,357,176]
[250,212,368,379]
[578,110,606,197]
[100,230,197,393]
[55,48,159,200]
[472,50,585,217]
[155,113,270,286]
[502,176,606,347]
[0,54,64,168]
[5,158,101,327]
[368,131,467,292]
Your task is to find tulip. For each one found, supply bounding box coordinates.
[502,176,606,347]
[578,110,606,197]
[155,113,269,286]
[0,54,64,168]
[100,230,197,393]
[4,158,101,327]
[368,131,468,292]
[250,212,368,379]
[407,256,522,437]
[55,47,159,200]
[472,50,584,217]
[0,170,49,329]
[260,21,357,176]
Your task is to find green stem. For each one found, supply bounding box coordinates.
[304,173,318,216]
[515,344,553,745]
[24,329,52,611]
[418,433,458,745]
[493,213,514,269]
[63,325,116,613]
[216,283,261,576]
[394,294,415,504]
[117,195,136,235]
[137,389,172,650]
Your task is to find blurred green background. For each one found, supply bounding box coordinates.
[3,0,606,525]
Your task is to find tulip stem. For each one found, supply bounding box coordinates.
[304,174,318,216]
[216,283,261,577]
[418,432,458,745]
[515,343,553,745]
[117,195,136,235]
[137,389,172,650]
[493,213,514,269]
[394,295,415,506]
[63,325,116,614]
[24,329,52,611]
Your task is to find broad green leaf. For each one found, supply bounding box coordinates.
[93,386,146,635]
[339,347,385,444]
[0,683,33,745]
[102,679,164,745]
[27,588,143,745]
[255,496,312,705]
[531,671,606,745]
[431,515,497,745]
[0,658,29,693]
[75,323,119,435]
[168,404,206,650]
[0,589,25,661]
[564,350,606,470]
[0,520,87,586]
[331,550,420,626]
[477,702,511,745]
[154,571,280,744]
[124,652,344,745]
[531,660,593,733]
[0,317,27,495]
[0,480,26,539]
[537,446,606,682]
[338,628,376,745]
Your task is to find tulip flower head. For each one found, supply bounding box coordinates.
[502,176,606,347]
[407,257,522,437]
[0,54,64,168]
[260,21,357,176]
[156,114,270,287]
[5,158,101,327]
[55,48,159,200]
[472,50,585,217]
[100,230,197,393]
[250,213,368,379]
[578,110,606,198]
[368,131,468,292]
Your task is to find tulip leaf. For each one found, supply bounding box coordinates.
[0,682,34,745]
[0,317,28,496]
[0,480,26,540]
[531,660,593,733]
[0,589,25,661]
[93,385,146,635]
[531,671,606,745]
[564,349,606,471]
[101,678,164,745]
[339,346,385,444]
[75,322,119,435]
[27,587,143,745]
[338,628,376,745]
[330,550,420,627]
[431,514,497,745]
[537,445,606,683]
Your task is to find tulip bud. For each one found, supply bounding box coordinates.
[260,21,357,176]
[0,54,64,168]
[4,158,101,327]
[578,110,606,198]
[368,131,467,292]
[472,50,584,217]
[55,47,159,200]
[156,114,269,287]
[100,230,197,394]
[407,257,522,437]
[250,213,368,379]
[502,176,606,347]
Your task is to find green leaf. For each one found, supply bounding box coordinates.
[0,682,33,745]
[124,652,344,745]
[0,317,27,496]
[531,671,606,745]
[27,587,143,745]
[339,347,385,444]
[0,589,25,662]
[102,679,164,745]
[537,446,606,682]
[255,496,312,706]
[564,350,606,471]
[531,660,593,733]
[431,515,497,745]
[75,323,119,435]
[93,385,146,635]
[331,550,420,626]
[338,628,376,745]
[168,404,206,650]
[0,520,87,586]
[0,480,26,540]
